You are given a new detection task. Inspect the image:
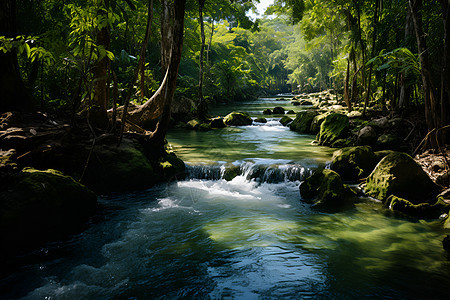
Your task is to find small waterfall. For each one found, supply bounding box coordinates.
[186,161,311,183]
[186,165,223,180]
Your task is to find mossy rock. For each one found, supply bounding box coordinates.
[330,146,376,181]
[186,119,201,130]
[318,113,349,146]
[224,112,253,126]
[280,116,293,126]
[272,107,285,114]
[286,110,295,114]
[254,117,267,123]
[289,111,319,133]
[0,168,97,255]
[222,164,241,181]
[309,113,329,134]
[386,195,450,219]
[83,141,159,193]
[158,154,186,181]
[263,109,272,115]
[299,169,356,211]
[357,126,377,146]
[210,117,226,128]
[362,152,440,204]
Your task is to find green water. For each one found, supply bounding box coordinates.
[2,98,450,299]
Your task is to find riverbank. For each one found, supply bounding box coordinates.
[0,111,185,264]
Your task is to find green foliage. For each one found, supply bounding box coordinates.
[66,3,116,64]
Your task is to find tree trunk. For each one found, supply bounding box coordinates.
[197,0,208,120]
[398,0,415,109]
[140,0,154,98]
[91,0,111,129]
[363,0,379,116]
[409,0,438,136]
[343,59,352,112]
[150,0,186,150]
[206,20,214,65]
[160,0,173,74]
[0,0,32,112]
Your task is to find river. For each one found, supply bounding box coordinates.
[2,97,450,299]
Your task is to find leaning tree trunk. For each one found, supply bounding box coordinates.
[149,0,186,151]
[0,0,32,113]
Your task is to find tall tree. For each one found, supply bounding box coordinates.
[409,0,438,136]
[150,0,187,151]
[91,0,111,128]
[197,0,208,120]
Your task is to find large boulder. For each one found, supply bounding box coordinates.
[299,169,356,210]
[83,139,159,193]
[0,168,97,256]
[224,112,253,126]
[330,146,376,181]
[362,152,440,204]
[357,126,377,146]
[318,113,349,146]
[272,107,285,114]
[289,111,319,133]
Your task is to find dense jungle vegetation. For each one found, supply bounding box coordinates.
[0,0,448,147]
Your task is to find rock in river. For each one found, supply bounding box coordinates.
[317,113,349,146]
[289,111,318,133]
[330,146,376,181]
[300,169,356,211]
[0,168,97,256]
[362,152,440,204]
[224,112,253,126]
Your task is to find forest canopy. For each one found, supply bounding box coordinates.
[0,0,448,145]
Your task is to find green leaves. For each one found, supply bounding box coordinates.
[66,2,117,64]
[366,47,420,77]
[0,35,54,66]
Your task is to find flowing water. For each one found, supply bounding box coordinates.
[2,98,450,299]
